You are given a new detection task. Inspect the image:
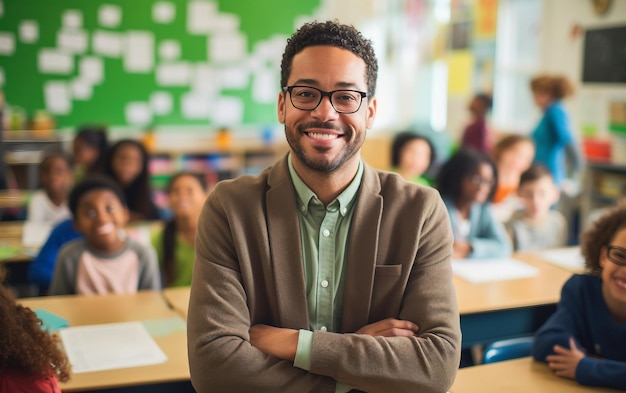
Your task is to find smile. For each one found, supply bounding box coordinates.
[96,223,115,235]
[306,132,342,140]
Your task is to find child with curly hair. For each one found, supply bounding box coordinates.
[532,203,626,390]
[0,268,71,392]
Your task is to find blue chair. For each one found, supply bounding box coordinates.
[482,336,534,364]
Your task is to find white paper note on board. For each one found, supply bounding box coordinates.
[44,81,72,115]
[79,56,104,84]
[252,68,277,104]
[181,92,211,119]
[0,32,15,55]
[150,91,173,115]
[187,1,218,34]
[19,20,39,43]
[219,66,249,89]
[125,102,152,125]
[71,79,93,100]
[63,10,82,28]
[211,97,243,125]
[0,67,4,87]
[192,64,219,95]
[155,62,191,86]
[124,31,154,72]
[158,40,180,60]
[153,1,175,24]
[57,29,88,54]
[92,30,123,57]
[209,32,246,63]
[38,49,74,74]
[99,4,122,28]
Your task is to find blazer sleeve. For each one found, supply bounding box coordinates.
[468,204,512,258]
[187,187,336,393]
[307,193,461,393]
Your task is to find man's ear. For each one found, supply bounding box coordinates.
[277,91,286,124]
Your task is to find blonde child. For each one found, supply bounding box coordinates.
[27,151,73,225]
[532,203,626,390]
[49,176,160,295]
[505,163,567,251]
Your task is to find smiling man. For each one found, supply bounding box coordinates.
[188,21,461,393]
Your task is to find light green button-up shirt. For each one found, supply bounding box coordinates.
[287,155,362,392]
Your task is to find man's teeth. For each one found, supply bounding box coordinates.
[308,132,338,140]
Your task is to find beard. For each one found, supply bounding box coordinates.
[285,121,365,173]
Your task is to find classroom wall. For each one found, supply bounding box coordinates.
[539,0,626,140]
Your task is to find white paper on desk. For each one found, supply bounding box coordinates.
[451,258,539,283]
[536,247,584,272]
[60,321,167,373]
[22,221,53,248]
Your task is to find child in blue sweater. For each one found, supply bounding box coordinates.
[532,203,626,390]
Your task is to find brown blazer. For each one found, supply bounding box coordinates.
[188,155,461,393]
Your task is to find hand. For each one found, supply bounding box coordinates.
[546,337,585,380]
[355,318,419,337]
[452,241,472,259]
[249,324,299,361]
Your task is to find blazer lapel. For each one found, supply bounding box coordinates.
[341,165,382,332]
[266,157,309,329]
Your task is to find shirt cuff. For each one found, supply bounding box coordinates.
[335,382,351,393]
[293,329,313,371]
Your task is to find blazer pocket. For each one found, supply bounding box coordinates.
[370,264,403,321]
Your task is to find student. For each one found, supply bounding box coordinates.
[0,267,70,392]
[460,92,493,155]
[26,151,73,225]
[530,74,582,188]
[72,125,108,181]
[532,203,626,391]
[188,21,461,393]
[151,172,207,287]
[437,148,512,258]
[105,139,159,221]
[27,218,81,294]
[390,131,436,186]
[505,164,567,251]
[491,134,535,204]
[49,176,160,295]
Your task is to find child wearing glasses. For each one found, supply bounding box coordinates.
[532,203,626,390]
[436,148,511,259]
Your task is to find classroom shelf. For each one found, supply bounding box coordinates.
[580,162,626,229]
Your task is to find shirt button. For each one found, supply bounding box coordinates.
[320,326,327,332]
[300,205,306,213]
[341,208,347,214]
[320,280,329,288]
[322,229,330,237]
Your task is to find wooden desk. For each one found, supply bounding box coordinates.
[0,221,35,262]
[163,286,191,318]
[0,189,29,208]
[18,291,190,392]
[451,357,620,393]
[455,252,574,348]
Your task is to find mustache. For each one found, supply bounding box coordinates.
[297,121,345,134]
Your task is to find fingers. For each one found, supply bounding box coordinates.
[356,318,419,337]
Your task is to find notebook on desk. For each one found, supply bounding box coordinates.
[451,258,539,283]
[535,247,585,273]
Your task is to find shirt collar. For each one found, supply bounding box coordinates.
[287,153,363,216]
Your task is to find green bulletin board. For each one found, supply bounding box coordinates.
[0,0,319,128]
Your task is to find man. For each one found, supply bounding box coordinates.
[188,21,461,393]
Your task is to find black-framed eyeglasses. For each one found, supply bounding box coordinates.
[606,245,626,266]
[282,85,370,114]
[469,175,495,188]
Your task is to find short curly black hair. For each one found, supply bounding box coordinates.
[280,20,378,96]
[580,203,626,276]
[68,175,127,218]
[436,148,498,203]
